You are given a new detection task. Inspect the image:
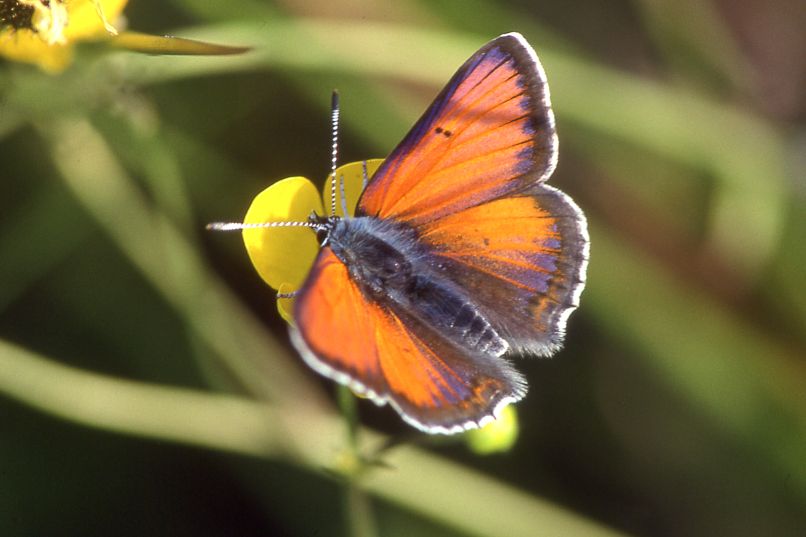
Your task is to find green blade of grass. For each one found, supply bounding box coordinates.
[0,337,632,537]
[37,116,327,416]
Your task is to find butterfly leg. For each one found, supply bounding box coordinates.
[361,160,369,190]
[339,173,349,216]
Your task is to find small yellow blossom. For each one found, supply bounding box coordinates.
[464,404,520,454]
[0,0,125,72]
[241,160,383,322]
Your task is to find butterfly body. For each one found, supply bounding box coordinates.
[241,33,589,434]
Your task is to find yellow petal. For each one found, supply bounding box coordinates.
[0,0,126,72]
[242,177,323,292]
[0,30,73,72]
[322,159,384,217]
[250,161,383,325]
[464,405,520,454]
[64,0,127,39]
[276,283,296,325]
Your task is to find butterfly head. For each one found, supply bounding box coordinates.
[309,212,341,247]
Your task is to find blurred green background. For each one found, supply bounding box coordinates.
[1,0,805,536]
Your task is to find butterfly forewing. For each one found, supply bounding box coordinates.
[291,249,387,400]
[357,33,557,225]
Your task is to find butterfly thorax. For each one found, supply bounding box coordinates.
[320,216,419,296]
[321,215,508,357]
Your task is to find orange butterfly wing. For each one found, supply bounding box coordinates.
[417,186,588,355]
[289,249,386,399]
[292,249,526,433]
[357,33,557,225]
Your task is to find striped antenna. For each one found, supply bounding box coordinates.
[329,90,340,217]
[206,221,317,231]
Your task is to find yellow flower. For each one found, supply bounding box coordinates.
[464,404,520,454]
[241,160,383,323]
[0,0,247,72]
[0,0,125,72]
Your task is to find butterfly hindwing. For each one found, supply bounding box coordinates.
[417,184,589,355]
[357,33,556,225]
[376,307,526,433]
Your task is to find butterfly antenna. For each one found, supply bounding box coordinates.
[329,90,340,217]
[206,221,317,231]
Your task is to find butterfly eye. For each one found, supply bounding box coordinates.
[316,228,330,246]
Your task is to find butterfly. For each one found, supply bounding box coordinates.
[211,32,589,434]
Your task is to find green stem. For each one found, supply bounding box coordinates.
[338,385,360,453]
[337,386,376,537]
[344,483,377,537]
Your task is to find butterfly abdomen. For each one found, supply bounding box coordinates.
[407,275,508,357]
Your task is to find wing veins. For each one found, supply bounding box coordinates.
[394,139,532,220]
[429,73,521,152]
[427,111,531,177]
[401,69,520,176]
[420,214,555,239]
[442,249,555,273]
[434,107,530,156]
[424,138,531,183]
[385,78,529,217]
[392,315,466,402]
[438,257,570,310]
[427,123,532,178]
[436,54,514,125]
[437,254,536,291]
[366,51,527,218]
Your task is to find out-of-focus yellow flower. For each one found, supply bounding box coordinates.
[242,160,383,323]
[464,405,520,454]
[0,0,248,72]
[0,0,125,72]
